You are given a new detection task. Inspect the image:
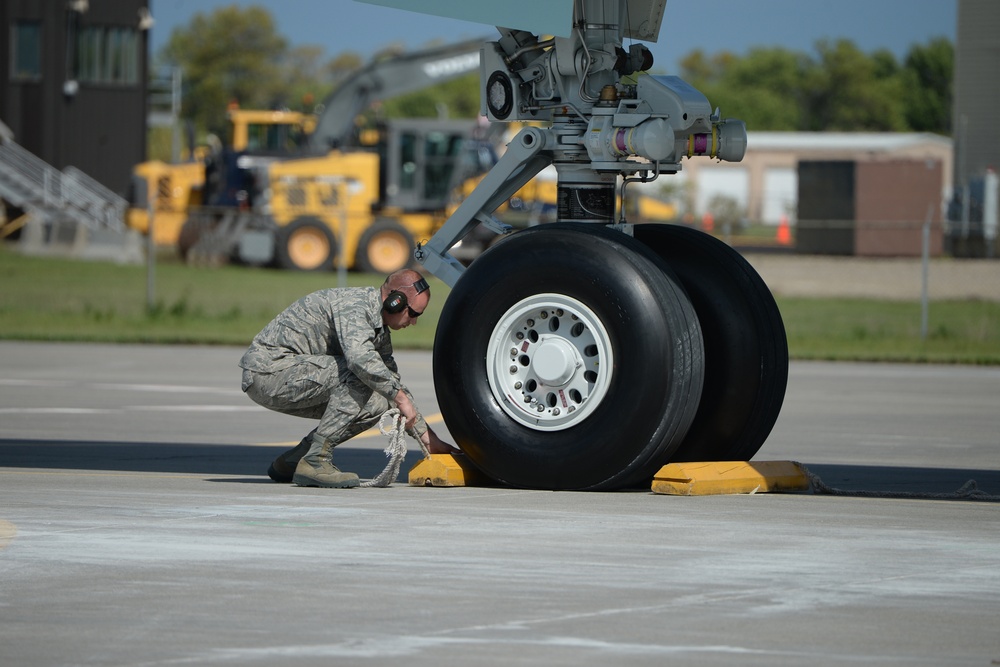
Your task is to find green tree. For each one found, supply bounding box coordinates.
[159,6,288,137]
[380,73,481,119]
[677,37,952,135]
[803,39,908,131]
[706,47,812,130]
[281,45,336,112]
[678,48,717,85]
[900,38,953,133]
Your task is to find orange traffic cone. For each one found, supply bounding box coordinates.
[702,212,714,233]
[776,215,791,245]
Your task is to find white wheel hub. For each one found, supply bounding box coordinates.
[532,337,579,386]
[486,294,613,431]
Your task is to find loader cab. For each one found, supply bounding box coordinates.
[227,109,316,155]
[203,109,319,208]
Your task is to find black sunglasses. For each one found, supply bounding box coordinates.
[407,306,423,318]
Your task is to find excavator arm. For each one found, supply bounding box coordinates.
[309,37,485,151]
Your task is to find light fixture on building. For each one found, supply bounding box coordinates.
[138,7,154,31]
[68,0,89,13]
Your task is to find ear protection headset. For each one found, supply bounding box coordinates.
[382,277,429,314]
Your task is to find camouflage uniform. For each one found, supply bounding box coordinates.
[239,287,428,447]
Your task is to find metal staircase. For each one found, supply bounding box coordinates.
[0,138,141,261]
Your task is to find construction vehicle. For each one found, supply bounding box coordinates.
[129,38,496,272]
[360,0,789,491]
[127,108,316,246]
[236,116,495,272]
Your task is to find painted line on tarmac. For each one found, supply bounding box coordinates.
[123,405,259,412]
[0,520,16,551]
[0,469,253,480]
[0,408,444,446]
[92,382,243,396]
[0,379,74,388]
[0,405,258,415]
[0,407,115,415]
[0,379,242,396]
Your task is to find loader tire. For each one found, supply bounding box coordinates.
[276,217,336,271]
[354,220,415,274]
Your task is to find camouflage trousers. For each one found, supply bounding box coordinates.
[241,357,391,447]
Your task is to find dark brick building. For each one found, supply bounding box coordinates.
[1,0,149,196]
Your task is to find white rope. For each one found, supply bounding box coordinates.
[360,409,410,488]
[797,462,1000,502]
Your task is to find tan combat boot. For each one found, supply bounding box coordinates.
[267,434,313,483]
[292,436,360,488]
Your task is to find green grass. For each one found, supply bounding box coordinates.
[0,247,444,349]
[777,297,1000,365]
[1,245,998,364]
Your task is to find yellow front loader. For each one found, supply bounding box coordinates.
[126,108,314,247]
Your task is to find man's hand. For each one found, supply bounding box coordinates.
[421,427,460,455]
[394,389,418,430]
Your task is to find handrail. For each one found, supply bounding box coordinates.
[0,139,126,232]
[64,167,127,232]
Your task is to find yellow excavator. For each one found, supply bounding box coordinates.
[127,38,493,272]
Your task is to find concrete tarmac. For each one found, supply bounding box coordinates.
[1,341,998,666]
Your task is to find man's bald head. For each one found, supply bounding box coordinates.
[380,269,430,330]
[384,269,427,294]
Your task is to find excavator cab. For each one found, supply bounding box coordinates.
[378,119,486,212]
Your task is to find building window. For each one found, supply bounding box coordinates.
[11,21,42,81]
[77,26,139,85]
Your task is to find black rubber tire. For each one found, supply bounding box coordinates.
[354,219,415,274]
[433,223,704,490]
[633,224,788,462]
[275,217,337,271]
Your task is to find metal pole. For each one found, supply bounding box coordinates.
[171,68,182,163]
[146,190,156,312]
[920,206,931,341]
[959,115,969,240]
[984,168,998,259]
[338,180,348,289]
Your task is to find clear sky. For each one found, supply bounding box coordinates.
[148,0,957,74]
